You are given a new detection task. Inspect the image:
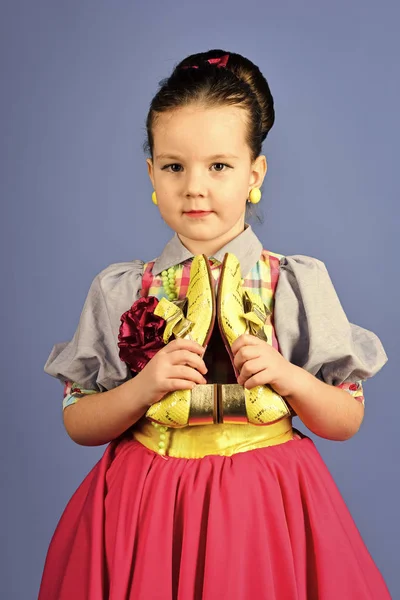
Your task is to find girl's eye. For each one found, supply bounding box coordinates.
[162,164,183,173]
[212,163,229,172]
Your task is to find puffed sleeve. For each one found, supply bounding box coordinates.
[273,255,388,388]
[44,260,144,394]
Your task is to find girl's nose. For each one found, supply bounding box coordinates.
[184,169,207,197]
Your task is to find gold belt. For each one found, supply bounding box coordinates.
[132,416,294,459]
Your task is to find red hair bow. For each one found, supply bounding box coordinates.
[181,53,229,70]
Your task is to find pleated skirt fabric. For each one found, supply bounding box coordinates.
[38,434,391,599]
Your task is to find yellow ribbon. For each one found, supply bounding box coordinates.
[155,290,270,344]
[154,297,194,343]
[241,290,271,341]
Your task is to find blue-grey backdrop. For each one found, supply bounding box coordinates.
[1,1,398,598]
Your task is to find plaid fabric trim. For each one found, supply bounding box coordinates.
[142,252,280,305]
[141,251,285,353]
[337,380,365,405]
[62,381,97,410]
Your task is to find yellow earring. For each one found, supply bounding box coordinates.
[248,188,261,204]
[152,191,158,205]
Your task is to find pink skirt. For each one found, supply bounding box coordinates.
[38,433,391,599]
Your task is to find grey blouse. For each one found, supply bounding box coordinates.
[274,256,387,385]
[44,252,388,394]
[44,260,144,392]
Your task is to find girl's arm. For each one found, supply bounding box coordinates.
[233,334,365,442]
[63,338,207,446]
[284,365,364,441]
[63,376,148,446]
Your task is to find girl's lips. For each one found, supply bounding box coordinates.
[184,211,213,218]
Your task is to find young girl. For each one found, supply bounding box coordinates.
[39,50,391,599]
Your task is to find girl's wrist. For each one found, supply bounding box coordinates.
[283,364,322,402]
[109,376,150,426]
[127,371,163,411]
[125,374,151,411]
[273,362,310,399]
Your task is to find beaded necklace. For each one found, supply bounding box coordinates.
[161,267,178,300]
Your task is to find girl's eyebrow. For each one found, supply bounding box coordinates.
[156,153,239,161]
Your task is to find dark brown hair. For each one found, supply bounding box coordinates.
[143,49,275,162]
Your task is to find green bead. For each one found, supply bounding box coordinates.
[160,426,168,433]
[167,267,174,274]
[162,270,168,277]
[158,441,166,449]
[160,433,166,441]
[168,293,176,300]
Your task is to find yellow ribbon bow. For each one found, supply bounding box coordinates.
[154,297,194,343]
[241,290,271,342]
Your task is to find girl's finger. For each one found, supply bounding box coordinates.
[169,365,207,385]
[243,369,271,389]
[165,338,205,356]
[238,357,266,382]
[161,379,196,394]
[233,345,260,372]
[231,334,261,356]
[169,350,208,374]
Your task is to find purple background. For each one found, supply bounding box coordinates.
[1,1,398,597]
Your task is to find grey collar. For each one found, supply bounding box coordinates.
[152,224,263,277]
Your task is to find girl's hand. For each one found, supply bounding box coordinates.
[231,334,297,397]
[135,338,208,407]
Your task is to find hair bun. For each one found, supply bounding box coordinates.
[176,50,274,140]
[223,52,275,140]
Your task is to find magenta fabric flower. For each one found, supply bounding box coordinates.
[118,296,166,374]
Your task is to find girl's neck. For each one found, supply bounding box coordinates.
[177,220,247,258]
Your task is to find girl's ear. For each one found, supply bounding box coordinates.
[146,158,155,187]
[249,155,267,191]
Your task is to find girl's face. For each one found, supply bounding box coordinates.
[147,104,267,253]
